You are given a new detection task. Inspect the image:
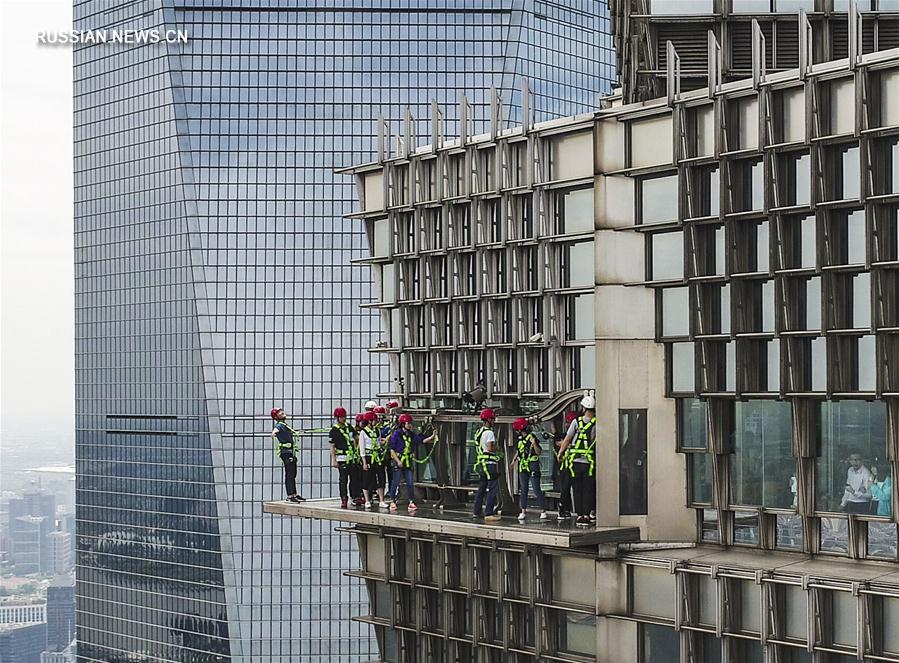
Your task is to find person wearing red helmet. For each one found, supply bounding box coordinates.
[472,408,501,521]
[271,408,304,503]
[512,418,547,520]
[555,411,579,519]
[328,407,359,508]
[359,411,389,508]
[386,413,435,511]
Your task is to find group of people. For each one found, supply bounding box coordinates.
[327,400,436,511]
[841,452,893,516]
[271,393,599,526]
[472,393,597,526]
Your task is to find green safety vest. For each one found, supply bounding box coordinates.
[473,426,500,476]
[567,417,596,477]
[332,423,359,464]
[273,422,298,457]
[516,432,540,470]
[365,426,387,465]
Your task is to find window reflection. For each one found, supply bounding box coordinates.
[642,176,679,224]
[729,400,794,509]
[815,401,888,514]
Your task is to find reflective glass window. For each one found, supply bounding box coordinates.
[729,400,794,509]
[679,398,708,450]
[815,401,888,514]
[642,176,679,225]
[651,232,685,281]
[642,624,679,662]
[662,287,690,337]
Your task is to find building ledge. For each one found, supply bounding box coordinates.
[622,545,899,590]
[263,498,640,549]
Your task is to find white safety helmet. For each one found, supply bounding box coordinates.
[364,400,378,411]
[580,395,596,410]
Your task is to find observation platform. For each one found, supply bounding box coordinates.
[263,498,641,549]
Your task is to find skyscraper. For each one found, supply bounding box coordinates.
[270,4,899,662]
[73,1,615,661]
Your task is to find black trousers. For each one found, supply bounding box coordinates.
[348,462,363,499]
[364,461,387,493]
[281,453,297,496]
[571,462,594,517]
[335,462,350,499]
[558,466,573,514]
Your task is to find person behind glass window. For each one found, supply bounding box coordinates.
[870,465,893,517]
[840,452,873,514]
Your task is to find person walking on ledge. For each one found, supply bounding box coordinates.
[513,417,547,520]
[556,395,597,526]
[555,411,578,519]
[472,408,502,522]
[271,407,304,503]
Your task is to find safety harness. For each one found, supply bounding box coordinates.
[567,416,596,477]
[517,432,540,473]
[397,429,416,469]
[367,425,387,465]
[273,421,298,458]
[335,423,360,464]
[473,425,501,478]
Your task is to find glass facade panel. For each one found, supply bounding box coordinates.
[662,287,691,337]
[633,567,676,619]
[815,401,888,514]
[853,273,871,329]
[620,410,648,515]
[642,176,679,224]
[690,453,714,504]
[831,591,856,648]
[739,580,761,633]
[776,514,803,549]
[680,398,708,449]
[558,612,596,656]
[652,232,685,280]
[672,342,695,392]
[795,153,811,207]
[867,521,897,558]
[784,586,808,641]
[643,624,679,662]
[801,215,817,269]
[729,400,794,509]
[563,188,595,234]
[820,516,850,554]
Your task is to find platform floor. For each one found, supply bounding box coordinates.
[264,498,640,549]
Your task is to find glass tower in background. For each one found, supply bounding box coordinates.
[73,1,615,661]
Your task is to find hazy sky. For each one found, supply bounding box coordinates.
[1,0,74,451]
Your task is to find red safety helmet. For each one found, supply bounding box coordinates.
[386,400,400,409]
[512,417,529,432]
[374,406,387,415]
[355,413,364,425]
[363,411,378,423]
[565,411,578,424]
[480,408,496,421]
[333,407,347,418]
[270,408,284,419]
[398,413,413,425]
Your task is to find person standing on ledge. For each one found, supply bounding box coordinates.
[513,417,547,520]
[387,413,435,512]
[360,411,389,509]
[329,407,355,509]
[555,411,578,519]
[556,395,597,526]
[271,408,304,503]
[472,408,502,522]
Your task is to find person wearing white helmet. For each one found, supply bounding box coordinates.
[364,400,378,412]
[556,393,597,526]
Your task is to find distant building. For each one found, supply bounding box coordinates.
[0,601,46,626]
[46,532,72,576]
[9,516,50,576]
[7,491,56,575]
[0,622,47,663]
[45,578,74,653]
